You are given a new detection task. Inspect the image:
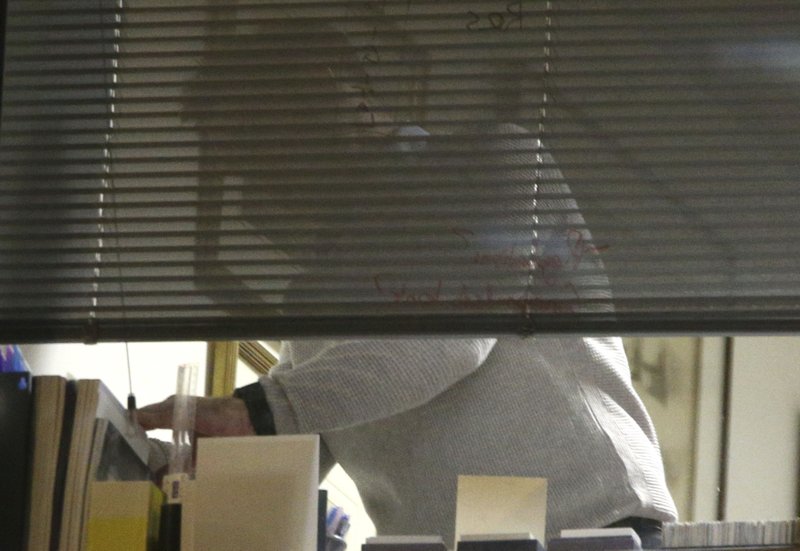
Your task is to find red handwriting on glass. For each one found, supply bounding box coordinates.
[373,276,579,314]
[466,1,524,31]
[565,228,610,270]
[473,246,531,270]
[372,226,607,314]
[450,226,609,284]
[373,274,443,303]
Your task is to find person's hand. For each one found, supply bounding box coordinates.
[137,395,255,437]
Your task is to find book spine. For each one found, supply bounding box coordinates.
[50,380,77,551]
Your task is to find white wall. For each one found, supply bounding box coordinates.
[627,337,701,521]
[725,336,800,520]
[692,337,725,521]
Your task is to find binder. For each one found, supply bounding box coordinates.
[0,371,32,551]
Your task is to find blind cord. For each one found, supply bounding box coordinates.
[99,0,137,415]
[524,0,553,332]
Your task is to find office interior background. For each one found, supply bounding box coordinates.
[4,1,800,547]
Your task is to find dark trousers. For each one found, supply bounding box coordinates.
[606,517,663,549]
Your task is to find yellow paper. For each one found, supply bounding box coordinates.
[192,435,319,551]
[454,475,548,545]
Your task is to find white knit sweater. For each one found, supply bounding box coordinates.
[261,336,677,545]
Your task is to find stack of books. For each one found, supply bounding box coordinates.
[663,520,800,548]
[457,534,544,551]
[1,371,162,551]
[363,535,449,551]
[548,528,641,551]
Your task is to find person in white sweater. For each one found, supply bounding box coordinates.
[140,336,677,547]
[140,15,677,546]
[140,122,676,547]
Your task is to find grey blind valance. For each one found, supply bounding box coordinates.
[2,1,800,342]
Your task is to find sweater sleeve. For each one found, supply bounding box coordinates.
[260,338,496,434]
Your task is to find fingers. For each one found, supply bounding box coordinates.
[137,395,177,431]
[194,397,255,437]
[137,395,256,437]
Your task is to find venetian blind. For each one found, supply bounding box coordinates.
[2,1,800,342]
